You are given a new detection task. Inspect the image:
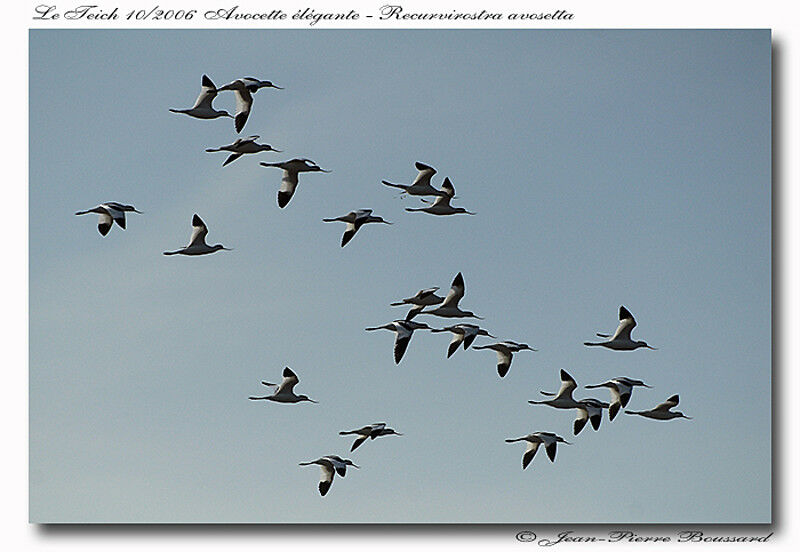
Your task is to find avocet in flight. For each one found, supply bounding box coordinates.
[260,158,330,208]
[625,394,692,421]
[248,367,317,404]
[430,323,495,358]
[163,214,231,256]
[584,306,657,351]
[417,272,482,319]
[364,320,431,364]
[339,422,402,451]
[169,75,232,121]
[473,341,536,377]
[205,136,281,166]
[585,377,652,420]
[75,202,141,236]
[298,455,358,496]
[322,209,392,247]
[381,161,450,198]
[505,432,571,469]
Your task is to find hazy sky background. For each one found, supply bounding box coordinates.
[29,29,770,523]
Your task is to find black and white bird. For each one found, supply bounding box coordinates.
[75,202,141,236]
[505,432,571,469]
[298,455,359,496]
[260,158,330,208]
[625,394,692,421]
[404,178,475,216]
[585,377,652,420]
[364,320,431,364]
[215,78,256,133]
[584,306,657,351]
[417,272,482,319]
[205,136,281,166]
[169,75,232,121]
[529,370,582,410]
[472,341,536,377]
[220,77,283,93]
[248,367,317,404]
[163,214,231,256]
[571,398,610,435]
[389,287,445,321]
[322,209,392,247]
[430,323,496,358]
[381,161,450,198]
[339,423,403,451]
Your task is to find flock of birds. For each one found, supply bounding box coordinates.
[74,73,692,498]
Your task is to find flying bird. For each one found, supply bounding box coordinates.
[364,320,431,364]
[625,394,692,421]
[505,432,571,469]
[389,287,445,320]
[205,136,281,166]
[220,76,283,93]
[529,369,582,410]
[430,323,495,358]
[339,422,403,451]
[75,202,141,236]
[585,377,652,420]
[571,398,610,435]
[215,78,255,133]
[322,209,392,247]
[248,367,317,404]
[260,158,330,208]
[417,272,482,319]
[163,214,231,256]
[404,178,475,216]
[298,455,359,496]
[169,74,232,121]
[584,306,657,351]
[381,161,450,198]
[473,341,536,377]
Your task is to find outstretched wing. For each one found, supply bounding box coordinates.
[522,441,540,469]
[275,367,300,395]
[441,272,465,308]
[610,305,637,341]
[192,75,218,109]
[233,86,253,133]
[187,214,209,247]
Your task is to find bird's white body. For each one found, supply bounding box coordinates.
[584,306,656,351]
[75,202,141,236]
[205,135,281,166]
[169,75,232,120]
[163,214,231,256]
[248,367,317,404]
[381,161,449,198]
[260,158,330,208]
[365,320,431,364]
[505,432,571,469]
[323,209,392,247]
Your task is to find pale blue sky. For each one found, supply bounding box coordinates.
[29,29,770,523]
